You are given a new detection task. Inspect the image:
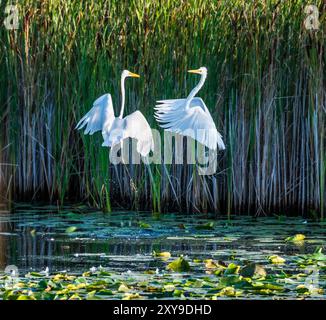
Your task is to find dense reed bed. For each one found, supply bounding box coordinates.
[0,0,325,217]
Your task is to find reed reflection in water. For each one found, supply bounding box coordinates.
[0,209,325,275]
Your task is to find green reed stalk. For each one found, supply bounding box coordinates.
[0,0,325,217]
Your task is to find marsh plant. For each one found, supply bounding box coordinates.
[0,0,325,216]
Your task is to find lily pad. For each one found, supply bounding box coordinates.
[224,263,240,275]
[285,234,305,243]
[65,226,77,233]
[205,259,224,270]
[17,295,36,300]
[138,221,151,229]
[268,255,286,264]
[240,263,267,278]
[153,251,171,259]
[167,256,191,272]
[118,284,130,293]
[195,222,214,230]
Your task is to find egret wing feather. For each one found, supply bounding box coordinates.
[122,111,154,157]
[155,97,225,150]
[76,93,115,135]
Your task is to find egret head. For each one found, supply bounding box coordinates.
[188,67,207,75]
[122,69,140,79]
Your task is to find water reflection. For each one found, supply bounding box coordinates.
[0,207,325,275]
[0,214,9,270]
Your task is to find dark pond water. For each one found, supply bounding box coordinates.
[0,204,325,299]
[0,205,325,273]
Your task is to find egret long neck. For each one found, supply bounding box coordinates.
[119,75,126,119]
[185,72,207,108]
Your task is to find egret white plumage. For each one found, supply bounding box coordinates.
[76,70,154,157]
[154,67,225,151]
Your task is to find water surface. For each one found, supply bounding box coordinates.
[0,205,325,299]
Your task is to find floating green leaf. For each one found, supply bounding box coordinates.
[195,222,214,230]
[167,256,191,272]
[217,286,242,297]
[27,272,43,278]
[268,255,286,264]
[295,247,326,267]
[139,221,151,229]
[123,293,143,300]
[224,263,240,275]
[153,251,171,259]
[118,284,130,293]
[65,226,77,233]
[240,263,267,278]
[17,295,36,300]
[285,234,305,243]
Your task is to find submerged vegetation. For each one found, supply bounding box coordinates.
[0,0,325,216]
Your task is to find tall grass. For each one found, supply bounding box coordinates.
[0,0,325,217]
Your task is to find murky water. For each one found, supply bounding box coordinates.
[0,204,325,299]
[0,204,325,274]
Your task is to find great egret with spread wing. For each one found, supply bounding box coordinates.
[76,70,154,157]
[154,67,225,151]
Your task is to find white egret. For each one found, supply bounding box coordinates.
[154,67,225,151]
[76,70,154,157]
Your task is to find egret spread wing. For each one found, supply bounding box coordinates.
[155,97,225,150]
[123,111,154,157]
[76,93,115,135]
